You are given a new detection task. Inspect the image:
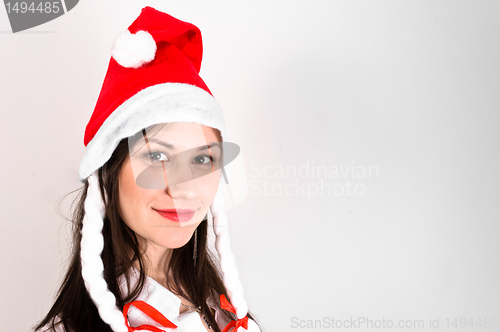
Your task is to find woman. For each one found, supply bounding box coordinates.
[35,6,260,332]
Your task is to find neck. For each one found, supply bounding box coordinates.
[135,239,173,289]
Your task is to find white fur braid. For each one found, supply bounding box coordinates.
[211,185,249,320]
[81,172,128,332]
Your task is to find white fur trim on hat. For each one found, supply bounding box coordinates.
[111,29,157,68]
[79,83,226,181]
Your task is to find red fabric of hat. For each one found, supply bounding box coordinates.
[83,6,211,146]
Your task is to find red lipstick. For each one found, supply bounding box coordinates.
[154,208,195,222]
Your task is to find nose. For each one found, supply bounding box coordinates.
[165,166,199,200]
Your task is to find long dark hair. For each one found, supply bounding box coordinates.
[34,134,258,332]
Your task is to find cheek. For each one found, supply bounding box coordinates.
[118,182,135,227]
[118,163,146,226]
[200,171,220,206]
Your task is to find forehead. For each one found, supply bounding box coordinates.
[128,122,221,153]
[147,122,220,142]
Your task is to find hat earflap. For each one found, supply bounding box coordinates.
[210,180,249,320]
[81,172,128,332]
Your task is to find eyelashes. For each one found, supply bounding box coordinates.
[148,151,167,162]
[145,151,218,167]
[192,155,215,165]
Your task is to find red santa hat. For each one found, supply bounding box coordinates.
[78,6,252,332]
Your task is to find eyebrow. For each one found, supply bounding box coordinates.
[146,138,222,151]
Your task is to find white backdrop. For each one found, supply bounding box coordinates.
[1,1,499,331]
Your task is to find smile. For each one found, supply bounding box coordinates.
[153,208,196,222]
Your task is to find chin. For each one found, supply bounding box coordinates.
[153,227,196,249]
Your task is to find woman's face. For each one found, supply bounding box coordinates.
[118,122,221,250]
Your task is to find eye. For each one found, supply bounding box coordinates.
[148,151,168,162]
[193,155,214,165]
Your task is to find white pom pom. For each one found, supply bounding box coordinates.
[111,29,156,69]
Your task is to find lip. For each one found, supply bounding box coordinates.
[153,208,196,222]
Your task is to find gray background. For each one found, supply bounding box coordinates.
[1,1,499,331]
